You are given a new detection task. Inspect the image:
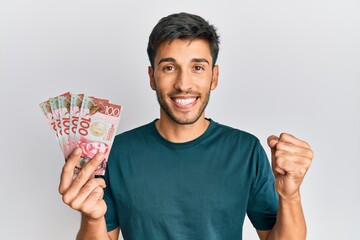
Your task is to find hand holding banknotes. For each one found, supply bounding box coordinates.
[39,92,122,236]
[40,92,122,176]
[59,147,107,220]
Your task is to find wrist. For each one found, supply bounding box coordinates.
[81,213,104,224]
[78,214,109,240]
[277,190,302,203]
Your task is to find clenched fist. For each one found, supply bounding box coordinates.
[267,133,314,199]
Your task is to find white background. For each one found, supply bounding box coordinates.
[1,0,359,239]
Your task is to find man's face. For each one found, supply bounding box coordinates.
[149,39,218,125]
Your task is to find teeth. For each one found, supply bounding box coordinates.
[174,98,196,106]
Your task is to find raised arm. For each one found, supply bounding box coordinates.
[58,148,120,240]
[258,133,313,240]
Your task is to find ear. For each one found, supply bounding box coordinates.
[148,66,156,90]
[210,65,219,90]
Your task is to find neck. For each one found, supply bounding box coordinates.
[155,115,210,143]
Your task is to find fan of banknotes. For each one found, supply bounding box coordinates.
[39,92,122,176]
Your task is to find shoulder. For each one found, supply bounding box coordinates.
[211,120,260,146]
[113,121,154,145]
[108,121,155,160]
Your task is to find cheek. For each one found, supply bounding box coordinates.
[197,79,213,90]
[154,78,174,92]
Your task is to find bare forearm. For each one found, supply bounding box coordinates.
[267,192,306,240]
[76,214,111,240]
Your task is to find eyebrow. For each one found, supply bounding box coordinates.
[158,57,175,65]
[191,58,210,65]
[157,57,210,66]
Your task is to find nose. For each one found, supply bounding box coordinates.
[174,69,192,92]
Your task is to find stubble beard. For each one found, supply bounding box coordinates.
[155,89,211,125]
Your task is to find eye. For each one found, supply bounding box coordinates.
[193,66,205,71]
[163,65,175,72]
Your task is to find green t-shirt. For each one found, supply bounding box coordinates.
[103,119,278,239]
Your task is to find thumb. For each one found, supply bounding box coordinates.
[267,135,279,163]
[267,135,286,176]
[267,135,279,151]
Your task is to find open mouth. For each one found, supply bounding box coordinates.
[171,97,198,108]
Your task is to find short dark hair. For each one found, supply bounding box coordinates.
[147,12,220,68]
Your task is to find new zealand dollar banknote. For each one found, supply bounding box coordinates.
[40,92,122,176]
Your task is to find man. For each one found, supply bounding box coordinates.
[59,12,313,240]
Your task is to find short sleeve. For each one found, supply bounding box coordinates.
[102,160,120,232]
[247,140,278,230]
